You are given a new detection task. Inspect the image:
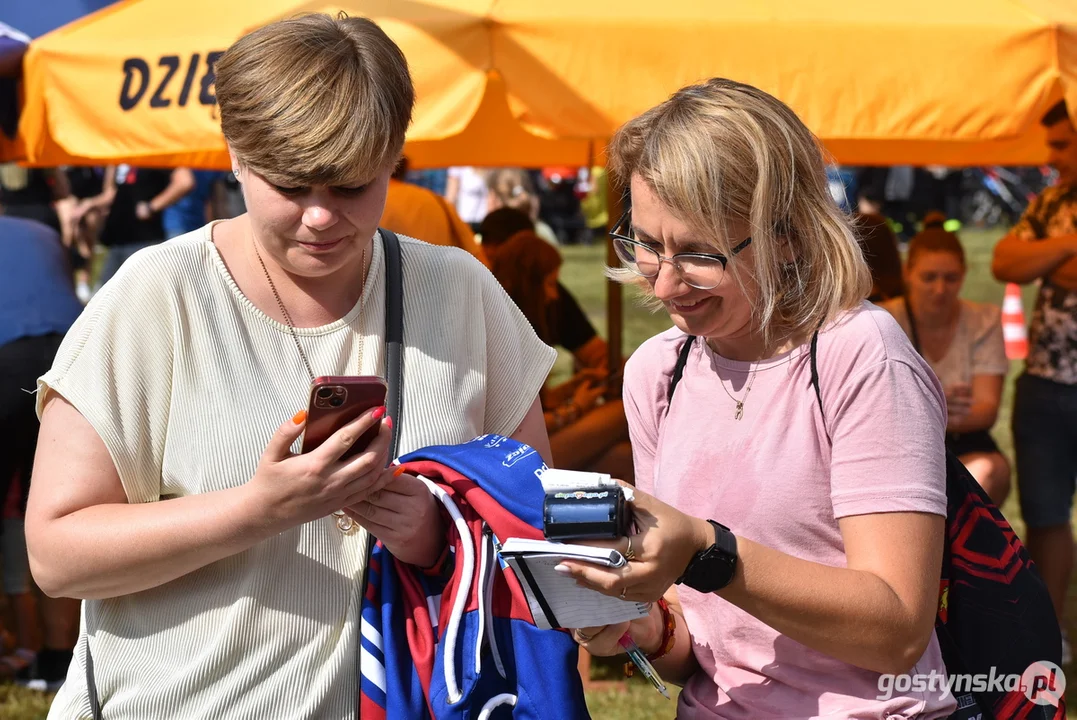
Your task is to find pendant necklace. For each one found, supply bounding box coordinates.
[719,366,758,420]
[252,236,368,533]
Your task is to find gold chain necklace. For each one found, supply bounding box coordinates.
[251,236,368,533]
[719,366,758,420]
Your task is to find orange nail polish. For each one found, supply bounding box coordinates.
[372,406,386,421]
[393,465,408,477]
[292,410,307,425]
[385,416,393,430]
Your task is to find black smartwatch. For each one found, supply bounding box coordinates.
[675,519,738,593]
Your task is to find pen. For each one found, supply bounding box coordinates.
[618,632,671,699]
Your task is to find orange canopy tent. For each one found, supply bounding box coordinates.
[5,0,1077,169]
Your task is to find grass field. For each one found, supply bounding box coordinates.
[0,227,1067,719]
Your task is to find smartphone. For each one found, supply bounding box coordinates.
[300,375,387,459]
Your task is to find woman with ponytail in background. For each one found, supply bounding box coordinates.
[881,212,1011,505]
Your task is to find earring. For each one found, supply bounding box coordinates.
[232,169,240,180]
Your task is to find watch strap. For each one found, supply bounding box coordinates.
[676,519,737,589]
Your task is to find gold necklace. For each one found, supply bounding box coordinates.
[252,236,368,533]
[719,367,758,420]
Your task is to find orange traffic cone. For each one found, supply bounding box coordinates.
[1002,283,1028,360]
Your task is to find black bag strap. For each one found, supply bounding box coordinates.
[667,335,696,407]
[380,228,405,459]
[85,229,406,720]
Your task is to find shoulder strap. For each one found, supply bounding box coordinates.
[667,335,695,408]
[810,330,823,416]
[354,228,405,720]
[810,329,832,444]
[380,228,405,459]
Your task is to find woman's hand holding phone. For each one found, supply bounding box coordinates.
[246,406,395,532]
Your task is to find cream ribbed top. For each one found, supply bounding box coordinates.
[37,224,556,719]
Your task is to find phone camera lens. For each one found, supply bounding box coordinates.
[329,396,344,407]
[317,387,334,400]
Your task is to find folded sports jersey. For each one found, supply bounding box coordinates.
[358,434,592,719]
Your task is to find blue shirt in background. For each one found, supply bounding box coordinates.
[162,170,223,238]
[0,216,83,348]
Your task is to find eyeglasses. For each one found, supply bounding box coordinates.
[608,208,752,290]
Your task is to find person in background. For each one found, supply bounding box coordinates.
[0,215,84,691]
[211,169,247,219]
[563,78,954,720]
[578,166,609,245]
[381,157,488,265]
[991,98,1077,664]
[0,470,40,683]
[538,167,588,245]
[480,208,610,372]
[483,209,632,480]
[65,167,106,303]
[487,167,540,219]
[882,212,1010,505]
[162,169,223,238]
[857,211,905,302]
[75,165,183,289]
[444,165,489,232]
[485,167,560,246]
[405,166,448,196]
[0,165,76,243]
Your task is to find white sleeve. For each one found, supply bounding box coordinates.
[37,249,175,504]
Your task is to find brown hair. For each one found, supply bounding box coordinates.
[214,13,415,187]
[479,208,535,248]
[906,211,965,270]
[855,212,904,301]
[606,77,871,347]
[489,231,562,344]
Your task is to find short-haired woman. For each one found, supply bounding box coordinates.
[881,212,1011,505]
[26,14,553,718]
[560,78,956,719]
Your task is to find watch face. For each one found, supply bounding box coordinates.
[681,522,737,593]
[684,552,735,593]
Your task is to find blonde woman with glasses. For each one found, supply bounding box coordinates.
[25,13,553,719]
[558,78,956,719]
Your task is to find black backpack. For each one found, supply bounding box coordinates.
[668,333,1065,720]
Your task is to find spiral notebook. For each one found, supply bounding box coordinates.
[498,538,650,630]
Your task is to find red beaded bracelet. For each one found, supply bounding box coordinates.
[646,597,677,662]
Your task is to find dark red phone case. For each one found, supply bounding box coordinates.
[301,376,387,459]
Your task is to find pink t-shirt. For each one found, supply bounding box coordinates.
[623,301,956,720]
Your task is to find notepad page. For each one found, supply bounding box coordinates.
[498,538,624,566]
[502,554,649,630]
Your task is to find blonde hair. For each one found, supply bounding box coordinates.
[607,78,871,347]
[214,13,415,187]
